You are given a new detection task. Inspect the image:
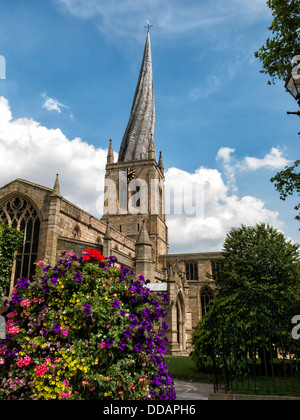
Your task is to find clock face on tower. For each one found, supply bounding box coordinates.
[122,168,136,182]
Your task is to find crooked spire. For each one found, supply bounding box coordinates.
[118,31,155,162]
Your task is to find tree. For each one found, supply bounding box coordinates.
[192,224,300,377]
[215,223,300,299]
[254,0,300,85]
[271,160,300,223]
[255,1,300,223]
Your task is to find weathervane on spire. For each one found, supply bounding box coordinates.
[145,21,153,33]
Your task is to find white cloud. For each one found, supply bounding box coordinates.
[215,146,291,195]
[165,165,283,253]
[241,147,291,171]
[216,147,237,193]
[0,97,285,254]
[54,0,270,40]
[42,93,69,114]
[0,96,107,216]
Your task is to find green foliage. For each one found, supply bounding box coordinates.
[215,223,300,299]
[271,160,300,223]
[254,0,300,84]
[192,290,299,374]
[192,224,300,376]
[0,222,23,299]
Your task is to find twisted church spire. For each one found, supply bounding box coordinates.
[118,31,155,162]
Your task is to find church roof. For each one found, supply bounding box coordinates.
[118,31,155,162]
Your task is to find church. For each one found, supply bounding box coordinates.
[0,31,221,355]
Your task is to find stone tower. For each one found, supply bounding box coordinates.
[102,31,169,273]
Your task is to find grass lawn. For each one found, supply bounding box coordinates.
[165,355,213,383]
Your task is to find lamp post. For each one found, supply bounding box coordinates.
[285,56,300,117]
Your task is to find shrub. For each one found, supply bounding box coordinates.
[0,222,24,299]
[0,249,175,400]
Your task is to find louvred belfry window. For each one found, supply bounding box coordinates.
[0,197,40,281]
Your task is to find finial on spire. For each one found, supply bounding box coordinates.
[145,21,153,33]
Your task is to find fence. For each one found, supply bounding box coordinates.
[210,315,300,397]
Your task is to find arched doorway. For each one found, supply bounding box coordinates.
[0,196,41,285]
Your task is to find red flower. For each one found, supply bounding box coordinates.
[90,250,105,260]
[83,248,105,262]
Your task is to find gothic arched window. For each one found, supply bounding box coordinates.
[201,286,214,318]
[0,196,40,282]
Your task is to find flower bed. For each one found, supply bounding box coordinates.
[0,249,176,400]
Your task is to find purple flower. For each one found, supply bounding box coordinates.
[83,304,92,315]
[74,272,82,282]
[123,329,132,339]
[113,299,120,309]
[120,311,127,316]
[134,343,143,353]
[161,322,168,331]
[50,277,58,286]
[130,319,138,329]
[141,308,151,318]
[53,323,61,334]
[118,341,126,351]
[16,277,30,290]
[106,338,114,347]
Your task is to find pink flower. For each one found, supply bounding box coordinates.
[36,260,47,267]
[66,252,75,257]
[82,380,88,386]
[100,342,106,349]
[16,358,24,368]
[6,320,20,335]
[0,358,4,365]
[20,299,31,308]
[23,356,31,366]
[59,392,72,399]
[6,311,17,319]
[35,363,48,377]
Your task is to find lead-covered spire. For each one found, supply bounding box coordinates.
[118,31,155,162]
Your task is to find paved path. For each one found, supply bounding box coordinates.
[174,381,214,400]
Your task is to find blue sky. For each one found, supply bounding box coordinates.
[0,0,299,253]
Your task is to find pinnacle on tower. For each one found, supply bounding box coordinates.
[148,134,156,160]
[118,31,155,162]
[136,219,151,246]
[51,174,62,198]
[107,139,114,165]
[158,151,164,176]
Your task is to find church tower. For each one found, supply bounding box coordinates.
[102,30,169,272]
